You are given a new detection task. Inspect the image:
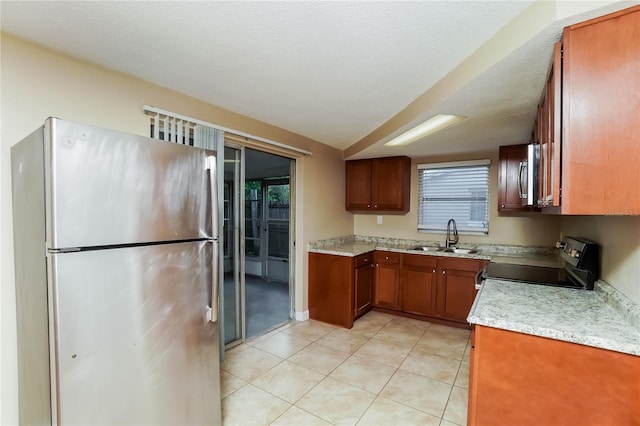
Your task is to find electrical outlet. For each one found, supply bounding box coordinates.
[377,215,383,225]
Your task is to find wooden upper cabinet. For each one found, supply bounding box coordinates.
[498,144,530,212]
[346,156,411,213]
[559,6,640,214]
[537,41,562,209]
[345,159,373,211]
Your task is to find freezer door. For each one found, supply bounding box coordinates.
[48,241,221,425]
[45,118,217,249]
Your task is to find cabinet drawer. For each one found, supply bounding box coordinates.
[402,253,438,268]
[355,252,374,268]
[374,251,401,264]
[440,257,482,272]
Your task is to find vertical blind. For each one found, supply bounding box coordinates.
[417,160,491,234]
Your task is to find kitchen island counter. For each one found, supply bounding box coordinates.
[467,278,640,356]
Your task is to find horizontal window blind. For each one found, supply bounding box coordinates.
[418,160,490,234]
[143,105,311,158]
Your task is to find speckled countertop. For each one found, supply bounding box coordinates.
[308,235,561,267]
[468,279,640,356]
[309,235,639,356]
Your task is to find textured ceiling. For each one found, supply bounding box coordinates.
[1,1,637,159]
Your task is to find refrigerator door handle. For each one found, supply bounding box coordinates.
[209,240,219,323]
[205,156,219,323]
[206,155,218,240]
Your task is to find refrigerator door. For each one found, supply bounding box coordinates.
[45,118,217,249]
[48,241,220,425]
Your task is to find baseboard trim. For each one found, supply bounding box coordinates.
[294,310,309,321]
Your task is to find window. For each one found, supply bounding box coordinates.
[418,159,490,234]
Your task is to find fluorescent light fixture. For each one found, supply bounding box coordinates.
[384,114,467,147]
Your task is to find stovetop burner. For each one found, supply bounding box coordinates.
[483,237,600,290]
[484,263,587,289]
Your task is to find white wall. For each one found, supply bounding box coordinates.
[559,216,640,304]
[0,33,352,424]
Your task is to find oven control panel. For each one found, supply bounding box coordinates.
[558,237,599,272]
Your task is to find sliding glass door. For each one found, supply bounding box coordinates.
[222,146,295,347]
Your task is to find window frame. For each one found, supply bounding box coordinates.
[417,159,491,235]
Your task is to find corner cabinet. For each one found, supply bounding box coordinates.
[345,156,411,213]
[532,6,640,214]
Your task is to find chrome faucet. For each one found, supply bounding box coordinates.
[445,218,459,248]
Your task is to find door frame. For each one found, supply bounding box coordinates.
[221,142,297,348]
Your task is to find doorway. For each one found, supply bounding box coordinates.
[222,146,294,346]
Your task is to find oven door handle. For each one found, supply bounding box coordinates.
[474,268,486,290]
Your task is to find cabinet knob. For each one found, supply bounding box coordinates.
[432,269,436,273]
[501,204,505,208]
[385,256,389,260]
[374,205,378,208]
[443,270,446,274]
[367,204,371,208]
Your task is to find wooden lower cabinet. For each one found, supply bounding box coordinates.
[354,254,374,318]
[374,253,485,327]
[308,251,374,328]
[309,250,485,329]
[400,254,437,316]
[373,251,401,310]
[468,325,640,426]
[436,258,483,323]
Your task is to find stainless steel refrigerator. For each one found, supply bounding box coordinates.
[11,118,221,425]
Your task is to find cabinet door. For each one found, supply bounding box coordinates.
[539,42,561,209]
[373,253,401,310]
[354,257,374,318]
[345,159,373,210]
[437,268,477,323]
[308,253,354,328]
[372,157,411,211]
[437,258,484,323]
[498,145,528,211]
[561,7,640,214]
[401,255,438,316]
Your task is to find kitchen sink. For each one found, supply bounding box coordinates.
[443,248,478,254]
[409,246,444,252]
[409,246,479,254]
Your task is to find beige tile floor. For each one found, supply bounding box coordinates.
[221,311,471,426]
